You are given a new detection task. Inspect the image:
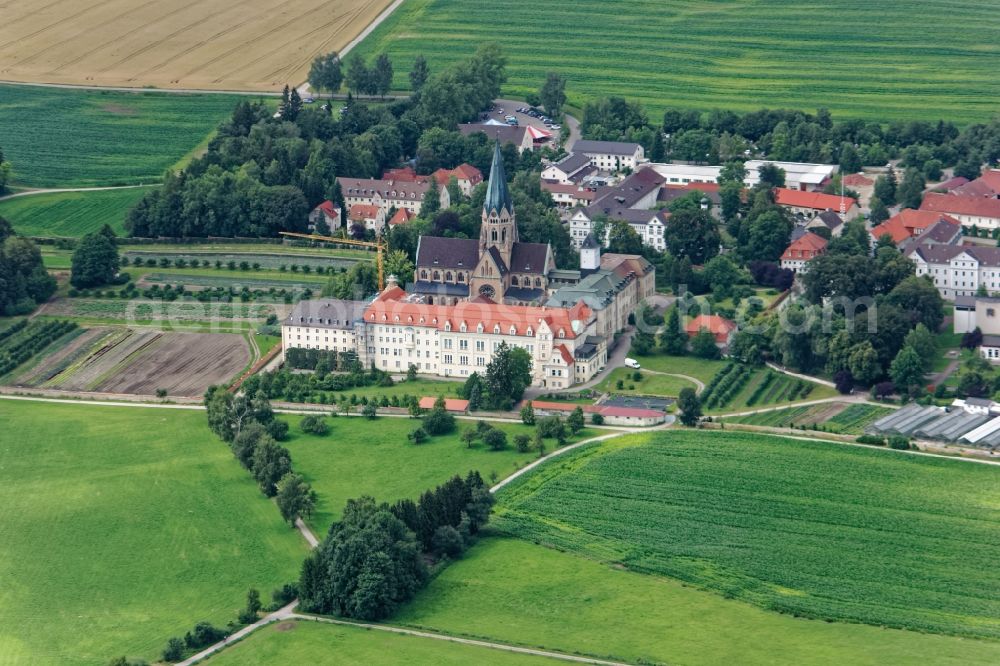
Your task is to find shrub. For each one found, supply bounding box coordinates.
[591,413,605,425]
[423,407,455,435]
[537,415,565,439]
[408,427,428,444]
[184,622,227,650]
[271,583,299,609]
[161,637,185,662]
[362,403,378,419]
[267,420,289,441]
[514,434,532,452]
[856,434,886,446]
[483,428,508,451]
[300,414,329,436]
[888,435,911,450]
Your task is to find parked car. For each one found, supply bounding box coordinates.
[624,358,641,369]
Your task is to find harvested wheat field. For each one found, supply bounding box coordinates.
[0,0,393,91]
[11,327,250,396]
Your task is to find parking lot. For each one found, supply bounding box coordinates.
[482,99,566,143]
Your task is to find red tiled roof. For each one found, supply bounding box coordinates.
[554,344,574,366]
[382,166,425,182]
[685,314,736,342]
[433,164,484,186]
[921,193,1000,220]
[389,208,415,225]
[349,204,381,220]
[419,397,469,412]
[933,176,969,192]
[364,290,592,338]
[978,169,1000,191]
[842,173,874,187]
[316,200,339,218]
[781,232,828,260]
[774,188,857,212]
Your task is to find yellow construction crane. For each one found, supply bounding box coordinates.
[279,231,388,291]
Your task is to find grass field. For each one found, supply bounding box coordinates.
[0,188,151,237]
[595,367,695,397]
[397,537,1000,666]
[0,400,307,665]
[353,0,1000,121]
[206,619,554,665]
[492,431,1000,639]
[282,414,595,532]
[0,85,243,187]
[627,353,727,384]
[0,0,392,91]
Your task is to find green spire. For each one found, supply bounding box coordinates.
[483,139,513,216]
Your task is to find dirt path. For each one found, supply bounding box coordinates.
[643,369,705,393]
[716,395,886,418]
[177,601,299,666]
[0,184,150,201]
[765,361,836,388]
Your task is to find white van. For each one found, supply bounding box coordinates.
[624,358,641,369]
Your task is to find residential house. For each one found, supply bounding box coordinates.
[685,314,736,346]
[780,232,828,272]
[541,153,596,185]
[308,200,341,232]
[432,163,484,196]
[572,140,645,172]
[872,209,961,245]
[348,204,386,233]
[805,209,845,237]
[388,208,416,227]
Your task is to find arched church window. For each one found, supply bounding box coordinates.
[432,271,440,280]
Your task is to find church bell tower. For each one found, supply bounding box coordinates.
[479,139,517,267]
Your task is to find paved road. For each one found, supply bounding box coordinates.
[643,369,705,393]
[178,601,299,666]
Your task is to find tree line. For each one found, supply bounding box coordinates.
[0,217,56,315]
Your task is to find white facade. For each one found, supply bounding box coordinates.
[911,248,1000,299]
[568,208,666,251]
[573,141,645,172]
[646,160,837,191]
[649,163,722,185]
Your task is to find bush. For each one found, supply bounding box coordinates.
[514,434,532,452]
[423,407,455,435]
[184,622,227,650]
[161,637,185,662]
[271,583,299,608]
[300,414,329,436]
[483,428,508,451]
[267,420,289,441]
[856,434,886,446]
[537,415,565,439]
[362,403,378,419]
[591,413,605,425]
[408,427,428,444]
[888,435,911,450]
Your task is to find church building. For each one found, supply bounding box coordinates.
[411,141,555,306]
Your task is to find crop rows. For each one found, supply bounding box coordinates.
[826,404,896,434]
[495,430,1000,640]
[701,364,751,409]
[353,0,1000,122]
[0,320,77,376]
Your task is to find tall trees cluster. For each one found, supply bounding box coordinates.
[70,225,120,288]
[299,472,493,620]
[0,218,56,315]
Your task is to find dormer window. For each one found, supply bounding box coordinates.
[526,326,533,336]
[509,326,516,335]
[460,322,467,332]
[477,323,484,333]
[445,322,451,331]
[493,324,501,334]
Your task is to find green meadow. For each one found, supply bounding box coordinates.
[353,0,1000,121]
[0,85,245,187]
[0,400,307,665]
[0,188,150,237]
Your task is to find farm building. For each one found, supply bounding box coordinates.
[521,399,667,427]
[866,400,1000,449]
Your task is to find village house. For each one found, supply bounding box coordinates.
[388,208,416,227]
[780,231,828,273]
[308,200,342,232]
[348,204,386,233]
[871,209,961,245]
[572,140,645,172]
[804,209,845,237]
[685,314,736,347]
[432,163,484,196]
[541,153,596,185]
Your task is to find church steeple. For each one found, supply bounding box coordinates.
[483,139,513,216]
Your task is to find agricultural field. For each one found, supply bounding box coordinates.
[125,251,360,271]
[0,0,393,91]
[396,538,1000,666]
[138,271,328,291]
[8,327,251,396]
[727,402,896,434]
[0,188,151,237]
[354,0,1000,122]
[699,363,837,413]
[282,413,595,532]
[205,620,553,665]
[0,400,307,665]
[595,367,696,397]
[40,298,282,330]
[0,319,79,378]
[0,85,242,187]
[493,431,1000,640]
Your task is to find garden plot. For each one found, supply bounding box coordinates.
[43,298,280,324]
[15,328,251,396]
[124,251,360,271]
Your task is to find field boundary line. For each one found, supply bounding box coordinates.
[177,601,299,666]
[717,396,893,418]
[289,613,633,666]
[0,184,153,201]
